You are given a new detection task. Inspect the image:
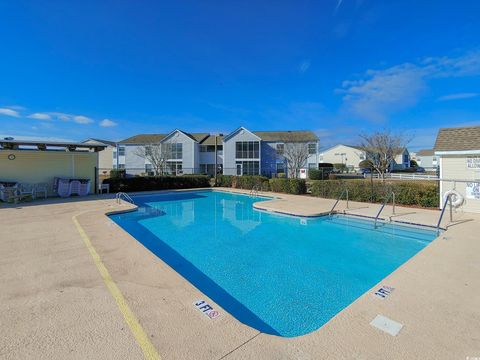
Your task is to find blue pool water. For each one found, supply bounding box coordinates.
[110,190,437,337]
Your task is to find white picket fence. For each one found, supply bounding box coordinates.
[368,173,439,181]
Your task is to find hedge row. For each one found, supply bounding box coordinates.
[216,175,307,195]
[309,179,439,208]
[103,175,210,192]
[308,168,332,180]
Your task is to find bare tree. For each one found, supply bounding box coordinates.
[283,142,310,179]
[359,130,410,180]
[134,143,172,175]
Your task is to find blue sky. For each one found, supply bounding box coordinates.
[0,0,479,150]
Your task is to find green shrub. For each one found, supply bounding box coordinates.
[308,168,331,180]
[109,169,126,178]
[217,175,269,190]
[103,175,210,192]
[288,179,306,194]
[269,178,289,193]
[308,169,321,180]
[268,178,306,195]
[216,175,233,187]
[309,179,439,208]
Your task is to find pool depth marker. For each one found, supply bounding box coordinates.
[73,214,161,360]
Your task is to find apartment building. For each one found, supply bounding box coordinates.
[112,127,319,177]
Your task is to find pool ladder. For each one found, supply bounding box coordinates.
[116,192,134,204]
[250,185,260,197]
[329,188,349,216]
[435,194,454,234]
[373,192,395,228]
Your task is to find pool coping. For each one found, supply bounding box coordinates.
[3,188,480,359]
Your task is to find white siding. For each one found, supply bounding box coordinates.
[440,154,480,213]
[320,144,365,170]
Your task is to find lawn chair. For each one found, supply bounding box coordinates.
[78,180,90,196]
[70,180,81,196]
[18,183,35,201]
[0,184,20,203]
[57,179,72,197]
[35,183,49,199]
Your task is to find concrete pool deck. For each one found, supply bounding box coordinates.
[1,188,479,359]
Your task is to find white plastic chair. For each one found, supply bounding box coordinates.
[69,180,81,196]
[78,180,90,196]
[35,183,49,199]
[19,183,35,200]
[57,179,72,198]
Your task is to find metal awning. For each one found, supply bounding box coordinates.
[0,139,107,152]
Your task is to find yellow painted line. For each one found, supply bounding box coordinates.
[73,214,161,360]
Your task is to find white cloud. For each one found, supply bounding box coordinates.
[437,92,479,101]
[337,50,480,122]
[99,119,118,127]
[73,115,94,124]
[0,108,20,117]
[27,112,52,120]
[337,63,427,122]
[298,60,311,73]
[48,112,94,124]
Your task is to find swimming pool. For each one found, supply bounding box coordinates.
[110,190,438,337]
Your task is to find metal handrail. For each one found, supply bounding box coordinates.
[436,195,453,233]
[116,192,134,204]
[374,192,395,228]
[250,184,260,197]
[329,188,349,216]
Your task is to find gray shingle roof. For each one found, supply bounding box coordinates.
[118,134,166,144]
[434,126,480,151]
[253,130,318,142]
[200,135,224,145]
[417,149,435,156]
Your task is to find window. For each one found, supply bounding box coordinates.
[235,161,259,175]
[200,164,215,175]
[113,151,117,159]
[118,164,125,169]
[235,141,259,159]
[359,153,365,160]
[166,161,182,174]
[276,162,285,174]
[118,146,125,156]
[166,143,182,159]
[145,164,154,175]
[276,143,284,155]
[200,145,222,153]
[308,163,317,169]
[403,154,409,163]
[308,143,317,155]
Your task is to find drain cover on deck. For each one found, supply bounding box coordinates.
[370,315,403,336]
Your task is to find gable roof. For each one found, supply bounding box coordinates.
[160,129,210,143]
[200,135,224,145]
[253,130,318,142]
[434,126,480,151]
[118,134,166,144]
[82,138,117,147]
[223,127,262,142]
[417,149,435,156]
